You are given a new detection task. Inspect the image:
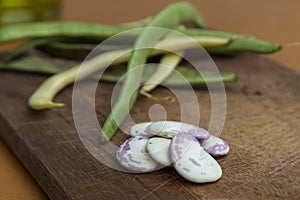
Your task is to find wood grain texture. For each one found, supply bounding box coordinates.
[0,53,299,199]
[1,1,300,199]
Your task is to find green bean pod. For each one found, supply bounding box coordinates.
[1,20,280,56]
[182,29,281,54]
[0,22,132,44]
[101,2,208,140]
[36,30,280,60]
[0,56,237,86]
[7,28,280,61]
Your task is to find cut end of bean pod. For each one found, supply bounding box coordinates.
[277,44,282,51]
[28,98,65,110]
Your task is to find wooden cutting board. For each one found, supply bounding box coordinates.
[0,53,299,199]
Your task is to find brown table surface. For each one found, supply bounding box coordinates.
[0,0,299,199]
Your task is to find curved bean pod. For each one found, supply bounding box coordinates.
[101,2,208,140]
[140,51,183,98]
[28,36,229,110]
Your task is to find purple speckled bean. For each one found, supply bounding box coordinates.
[201,135,230,156]
[169,133,222,183]
[116,137,134,163]
[183,127,210,140]
[116,136,159,172]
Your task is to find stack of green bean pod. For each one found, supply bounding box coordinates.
[0,2,281,141]
[1,23,280,60]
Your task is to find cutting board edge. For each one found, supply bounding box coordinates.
[0,116,72,200]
